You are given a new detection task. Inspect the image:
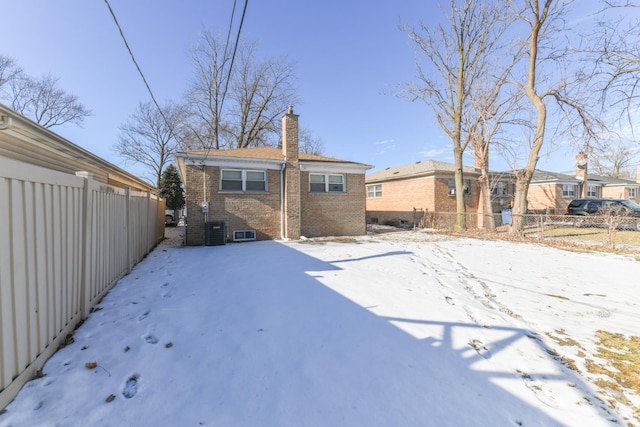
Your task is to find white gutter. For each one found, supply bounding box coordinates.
[0,115,12,130]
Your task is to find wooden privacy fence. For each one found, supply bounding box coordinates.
[0,157,165,409]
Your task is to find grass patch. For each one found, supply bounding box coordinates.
[547,329,583,348]
[545,294,570,300]
[585,331,640,422]
[523,226,640,248]
[593,331,640,395]
[546,328,639,421]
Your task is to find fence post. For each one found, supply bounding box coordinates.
[124,187,131,274]
[75,171,93,318]
[146,190,151,254]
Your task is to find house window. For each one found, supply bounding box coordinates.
[221,169,266,192]
[492,181,509,195]
[448,179,470,195]
[629,188,637,198]
[310,173,345,193]
[367,184,382,198]
[562,184,576,197]
[587,185,600,198]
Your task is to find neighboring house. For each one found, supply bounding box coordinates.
[0,103,156,192]
[174,107,372,245]
[528,168,640,213]
[364,160,515,228]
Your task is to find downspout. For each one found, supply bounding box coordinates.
[297,165,301,237]
[280,162,286,240]
[202,163,207,223]
[0,115,13,130]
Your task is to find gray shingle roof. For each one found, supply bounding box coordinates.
[366,160,479,183]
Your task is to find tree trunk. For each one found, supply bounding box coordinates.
[509,0,549,238]
[478,170,496,232]
[453,145,467,231]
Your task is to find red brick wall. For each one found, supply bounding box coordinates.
[365,176,480,226]
[184,165,282,245]
[185,164,368,244]
[528,184,565,212]
[300,172,367,237]
[603,186,640,203]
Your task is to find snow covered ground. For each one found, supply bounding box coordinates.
[1,227,639,427]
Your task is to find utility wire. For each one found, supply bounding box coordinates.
[221,0,249,116]
[104,0,172,137]
[104,0,249,165]
[203,0,249,159]
[103,0,206,170]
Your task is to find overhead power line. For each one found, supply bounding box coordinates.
[104,0,249,164]
[103,0,169,129]
[204,0,249,159]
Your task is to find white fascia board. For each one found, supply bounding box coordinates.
[181,155,283,171]
[300,161,372,174]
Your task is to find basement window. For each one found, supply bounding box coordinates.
[310,173,345,193]
[221,169,267,192]
[233,230,256,241]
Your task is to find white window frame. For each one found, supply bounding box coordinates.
[493,181,508,195]
[309,173,345,193]
[562,184,576,197]
[629,187,637,198]
[586,185,600,198]
[367,184,382,198]
[448,179,471,195]
[220,169,267,192]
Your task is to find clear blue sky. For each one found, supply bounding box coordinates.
[1,0,599,181]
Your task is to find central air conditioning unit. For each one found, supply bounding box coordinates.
[233,230,256,242]
[204,221,227,246]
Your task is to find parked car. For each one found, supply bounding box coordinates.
[565,198,640,230]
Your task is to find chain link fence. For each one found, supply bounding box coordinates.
[369,211,640,250]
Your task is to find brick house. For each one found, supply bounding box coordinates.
[365,160,515,228]
[528,167,640,213]
[175,107,372,245]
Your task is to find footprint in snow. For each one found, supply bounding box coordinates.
[520,372,558,408]
[137,310,150,322]
[468,339,492,359]
[144,334,159,344]
[122,375,139,399]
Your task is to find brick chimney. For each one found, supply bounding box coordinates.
[636,164,640,183]
[575,152,588,198]
[282,106,300,239]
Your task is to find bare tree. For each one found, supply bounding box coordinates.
[0,55,23,90]
[185,32,230,150]
[507,0,607,237]
[402,0,515,230]
[114,100,186,187]
[185,32,299,150]
[590,139,638,178]
[6,74,90,128]
[468,71,524,232]
[298,127,325,155]
[229,42,298,148]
